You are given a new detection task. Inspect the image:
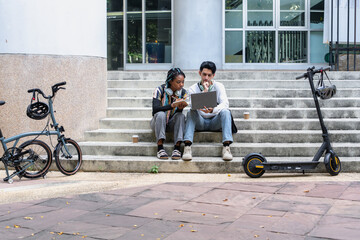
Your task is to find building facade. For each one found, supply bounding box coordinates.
[0,0,107,140]
[107,0,353,70]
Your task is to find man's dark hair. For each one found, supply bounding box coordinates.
[200,61,216,74]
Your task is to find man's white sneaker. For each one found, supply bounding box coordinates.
[182,146,192,161]
[222,146,233,161]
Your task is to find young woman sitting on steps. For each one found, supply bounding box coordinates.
[150,68,188,160]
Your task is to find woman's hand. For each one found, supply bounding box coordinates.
[171,98,188,109]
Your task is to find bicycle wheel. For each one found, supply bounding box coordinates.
[15,140,52,178]
[55,138,82,175]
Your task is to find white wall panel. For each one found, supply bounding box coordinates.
[0,0,106,57]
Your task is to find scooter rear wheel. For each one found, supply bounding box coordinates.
[243,154,266,178]
[325,153,341,176]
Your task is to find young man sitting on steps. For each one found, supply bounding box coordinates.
[182,61,233,161]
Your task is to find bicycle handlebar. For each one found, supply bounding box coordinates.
[27,82,67,100]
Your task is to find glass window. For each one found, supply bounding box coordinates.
[146,12,171,63]
[225,31,243,63]
[128,0,142,11]
[226,11,243,28]
[146,0,171,11]
[248,0,272,10]
[225,0,243,28]
[280,0,305,26]
[310,0,324,30]
[107,15,124,70]
[127,13,142,63]
[107,0,123,12]
[278,31,307,63]
[226,0,243,10]
[246,31,275,63]
[247,0,273,26]
[310,31,328,63]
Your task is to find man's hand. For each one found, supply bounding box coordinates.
[200,106,213,113]
[203,81,210,92]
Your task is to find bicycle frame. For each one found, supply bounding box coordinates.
[1,94,71,165]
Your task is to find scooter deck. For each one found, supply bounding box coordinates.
[258,161,320,171]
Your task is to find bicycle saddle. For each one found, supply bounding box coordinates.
[27,101,49,120]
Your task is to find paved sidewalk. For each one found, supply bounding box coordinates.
[1,172,360,239]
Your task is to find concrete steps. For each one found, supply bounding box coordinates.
[79,70,360,173]
[84,129,360,143]
[105,107,360,119]
[80,142,360,158]
[98,118,360,130]
[80,155,360,173]
[108,97,360,108]
[108,88,360,98]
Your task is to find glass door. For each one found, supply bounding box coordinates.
[107,0,124,70]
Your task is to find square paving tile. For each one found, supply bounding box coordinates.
[219,182,286,194]
[191,188,270,207]
[100,196,159,215]
[225,213,282,231]
[117,219,182,240]
[104,184,158,197]
[51,221,129,239]
[306,182,350,199]
[339,183,360,201]
[126,199,187,219]
[1,208,89,231]
[0,204,58,222]
[162,209,235,225]
[326,199,360,218]
[0,202,36,216]
[136,183,212,201]
[270,212,322,235]
[165,223,228,240]
[256,194,333,215]
[309,215,360,240]
[213,228,305,240]
[0,224,37,240]
[277,182,317,196]
[72,211,152,229]
[176,201,247,220]
[38,197,110,211]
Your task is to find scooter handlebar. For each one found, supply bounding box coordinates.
[296,67,331,80]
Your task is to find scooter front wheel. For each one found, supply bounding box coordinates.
[324,152,341,176]
[243,153,267,178]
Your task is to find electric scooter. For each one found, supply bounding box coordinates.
[242,67,341,178]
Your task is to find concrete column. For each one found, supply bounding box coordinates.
[173,0,222,70]
[0,0,107,141]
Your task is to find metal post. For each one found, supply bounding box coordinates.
[336,0,340,71]
[347,0,350,71]
[330,0,334,69]
[355,0,357,71]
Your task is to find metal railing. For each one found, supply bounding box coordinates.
[329,0,359,71]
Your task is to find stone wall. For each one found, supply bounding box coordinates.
[338,54,360,71]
